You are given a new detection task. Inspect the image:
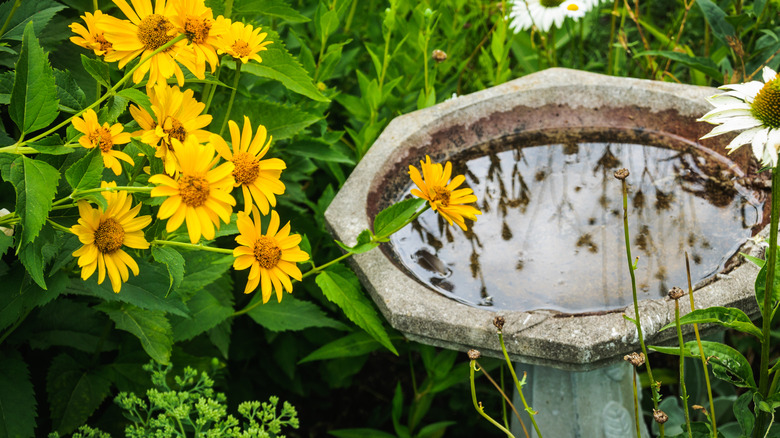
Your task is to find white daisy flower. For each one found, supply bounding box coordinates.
[509,0,593,32]
[699,67,780,167]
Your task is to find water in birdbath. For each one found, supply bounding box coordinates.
[389,142,764,313]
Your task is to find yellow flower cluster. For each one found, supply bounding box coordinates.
[68,0,307,300]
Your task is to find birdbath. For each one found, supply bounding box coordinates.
[324,68,768,437]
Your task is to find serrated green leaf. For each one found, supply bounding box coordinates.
[697,0,736,44]
[208,319,232,359]
[233,0,310,22]
[117,88,153,115]
[177,251,234,298]
[231,98,321,140]
[54,69,86,113]
[316,268,397,355]
[0,351,36,438]
[10,22,59,134]
[17,224,61,289]
[0,71,14,104]
[373,198,426,237]
[97,302,173,364]
[248,295,349,332]
[9,154,60,248]
[285,139,355,164]
[65,147,103,191]
[0,0,64,41]
[299,331,381,363]
[29,134,73,155]
[102,94,129,123]
[80,54,110,88]
[660,307,762,339]
[28,299,113,352]
[0,234,12,257]
[236,32,328,102]
[47,353,111,435]
[151,246,186,295]
[171,278,234,342]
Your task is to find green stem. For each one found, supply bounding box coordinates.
[202,63,222,113]
[47,219,74,234]
[0,146,38,154]
[151,239,233,254]
[0,0,21,37]
[675,299,693,438]
[470,360,516,437]
[219,61,242,137]
[498,330,543,438]
[344,0,357,33]
[632,367,641,438]
[71,185,153,200]
[15,34,187,149]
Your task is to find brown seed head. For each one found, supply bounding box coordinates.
[653,409,669,424]
[668,286,685,300]
[623,352,645,367]
[431,49,447,63]
[614,168,630,180]
[493,316,506,331]
[467,349,481,360]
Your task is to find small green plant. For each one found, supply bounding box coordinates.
[49,361,299,438]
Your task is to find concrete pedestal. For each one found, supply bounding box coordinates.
[512,362,650,438]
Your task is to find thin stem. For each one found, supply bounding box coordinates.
[203,63,222,113]
[632,367,641,438]
[151,239,233,254]
[481,363,530,438]
[0,0,21,37]
[675,298,693,438]
[47,219,74,234]
[219,61,242,137]
[470,360,516,438]
[72,185,153,200]
[344,0,357,33]
[498,330,543,438]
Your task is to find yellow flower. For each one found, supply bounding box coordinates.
[71,181,152,293]
[212,117,285,214]
[408,155,482,231]
[169,0,223,79]
[129,84,212,175]
[69,10,113,56]
[233,208,309,302]
[149,137,236,243]
[98,0,190,88]
[72,109,134,175]
[214,17,272,64]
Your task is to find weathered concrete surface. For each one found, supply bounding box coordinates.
[325,68,764,372]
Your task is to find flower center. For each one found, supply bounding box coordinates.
[137,14,174,51]
[165,118,187,143]
[179,174,210,207]
[752,77,780,129]
[253,236,282,269]
[94,218,125,254]
[184,17,211,44]
[231,40,252,58]
[232,152,260,185]
[95,33,112,52]
[89,127,114,153]
[566,2,580,10]
[432,186,450,206]
[540,0,565,7]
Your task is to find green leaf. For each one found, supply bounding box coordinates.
[17,225,62,289]
[742,253,765,267]
[0,266,66,332]
[248,295,349,332]
[417,421,456,438]
[9,154,60,247]
[734,390,756,437]
[659,307,762,339]
[176,251,234,298]
[695,341,756,389]
[65,147,103,192]
[28,299,113,352]
[0,0,65,41]
[97,302,173,364]
[0,351,36,438]
[233,0,310,23]
[151,246,185,295]
[54,69,86,113]
[117,88,153,115]
[10,22,59,134]
[316,268,397,355]
[231,98,321,141]
[754,260,780,315]
[285,139,355,164]
[299,331,381,363]
[236,34,329,102]
[0,71,14,104]
[171,279,234,342]
[373,198,426,238]
[318,9,339,45]
[29,134,73,155]
[634,50,722,79]
[47,353,111,435]
[697,0,736,44]
[80,55,110,88]
[0,234,12,257]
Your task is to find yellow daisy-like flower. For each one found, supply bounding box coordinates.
[169,0,223,79]
[149,137,236,244]
[408,155,482,231]
[71,181,152,293]
[214,16,272,64]
[98,0,190,88]
[233,208,309,302]
[69,10,113,56]
[72,109,134,175]
[212,117,286,214]
[129,84,212,175]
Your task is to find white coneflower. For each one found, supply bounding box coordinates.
[509,0,592,32]
[699,67,780,167]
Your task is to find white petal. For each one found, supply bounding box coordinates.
[763,67,778,83]
[726,127,761,151]
[752,127,770,163]
[721,82,764,100]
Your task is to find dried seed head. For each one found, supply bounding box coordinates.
[614,168,630,180]
[623,352,645,367]
[467,349,481,360]
[692,405,710,416]
[493,316,506,331]
[431,49,447,63]
[653,409,669,424]
[668,286,685,300]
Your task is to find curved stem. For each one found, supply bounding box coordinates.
[151,239,233,254]
[71,185,153,200]
[47,218,74,234]
[498,330,543,438]
[470,360,516,438]
[219,61,242,137]
[675,299,693,438]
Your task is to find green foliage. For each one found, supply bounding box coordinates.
[0,351,36,438]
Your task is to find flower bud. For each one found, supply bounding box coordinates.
[467,349,481,360]
[668,286,685,300]
[614,168,630,180]
[493,316,506,331]
[653,409,669,424]
[431,49,447,63]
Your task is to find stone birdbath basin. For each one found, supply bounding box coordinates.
[324,68,768,437]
